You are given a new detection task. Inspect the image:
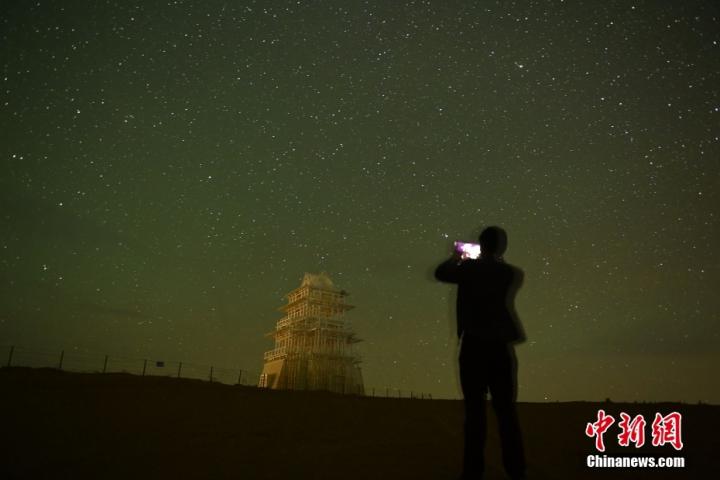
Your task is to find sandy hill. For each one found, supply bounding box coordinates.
[0,367,716,479]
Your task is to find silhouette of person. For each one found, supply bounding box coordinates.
[435,226,526,480]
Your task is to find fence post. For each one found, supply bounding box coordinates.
[58,350,64,370]
[177,362,182,378]
[7,345,14,367]
[142,359,147,376]
[237,369,243,385]
[209,366,214,382]
[102,355,108,373]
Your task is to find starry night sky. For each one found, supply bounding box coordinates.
[1,0,718,402]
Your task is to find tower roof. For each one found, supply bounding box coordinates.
[285,272,348,298]
[300,272,336,290]
[280,272,352,311]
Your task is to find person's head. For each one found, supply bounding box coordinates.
[479,226,507,257]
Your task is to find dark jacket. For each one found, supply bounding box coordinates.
[435,256,525,343]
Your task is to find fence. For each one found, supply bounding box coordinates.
[1,345,258,386]
[365,386,434,400]
[1,344,437,399]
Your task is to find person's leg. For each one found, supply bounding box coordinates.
[459,337,490,479]
[488,344,526,480]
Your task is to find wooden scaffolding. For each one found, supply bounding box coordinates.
[259,272,364,395]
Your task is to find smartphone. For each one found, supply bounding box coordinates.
[454,241,481,260]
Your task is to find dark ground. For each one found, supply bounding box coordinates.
[0,367,717,479]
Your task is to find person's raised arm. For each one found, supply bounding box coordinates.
[434,251,463,283]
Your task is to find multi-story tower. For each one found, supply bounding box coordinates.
[259,272,364,395]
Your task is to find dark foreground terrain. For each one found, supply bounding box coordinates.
[0,367,717,479]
